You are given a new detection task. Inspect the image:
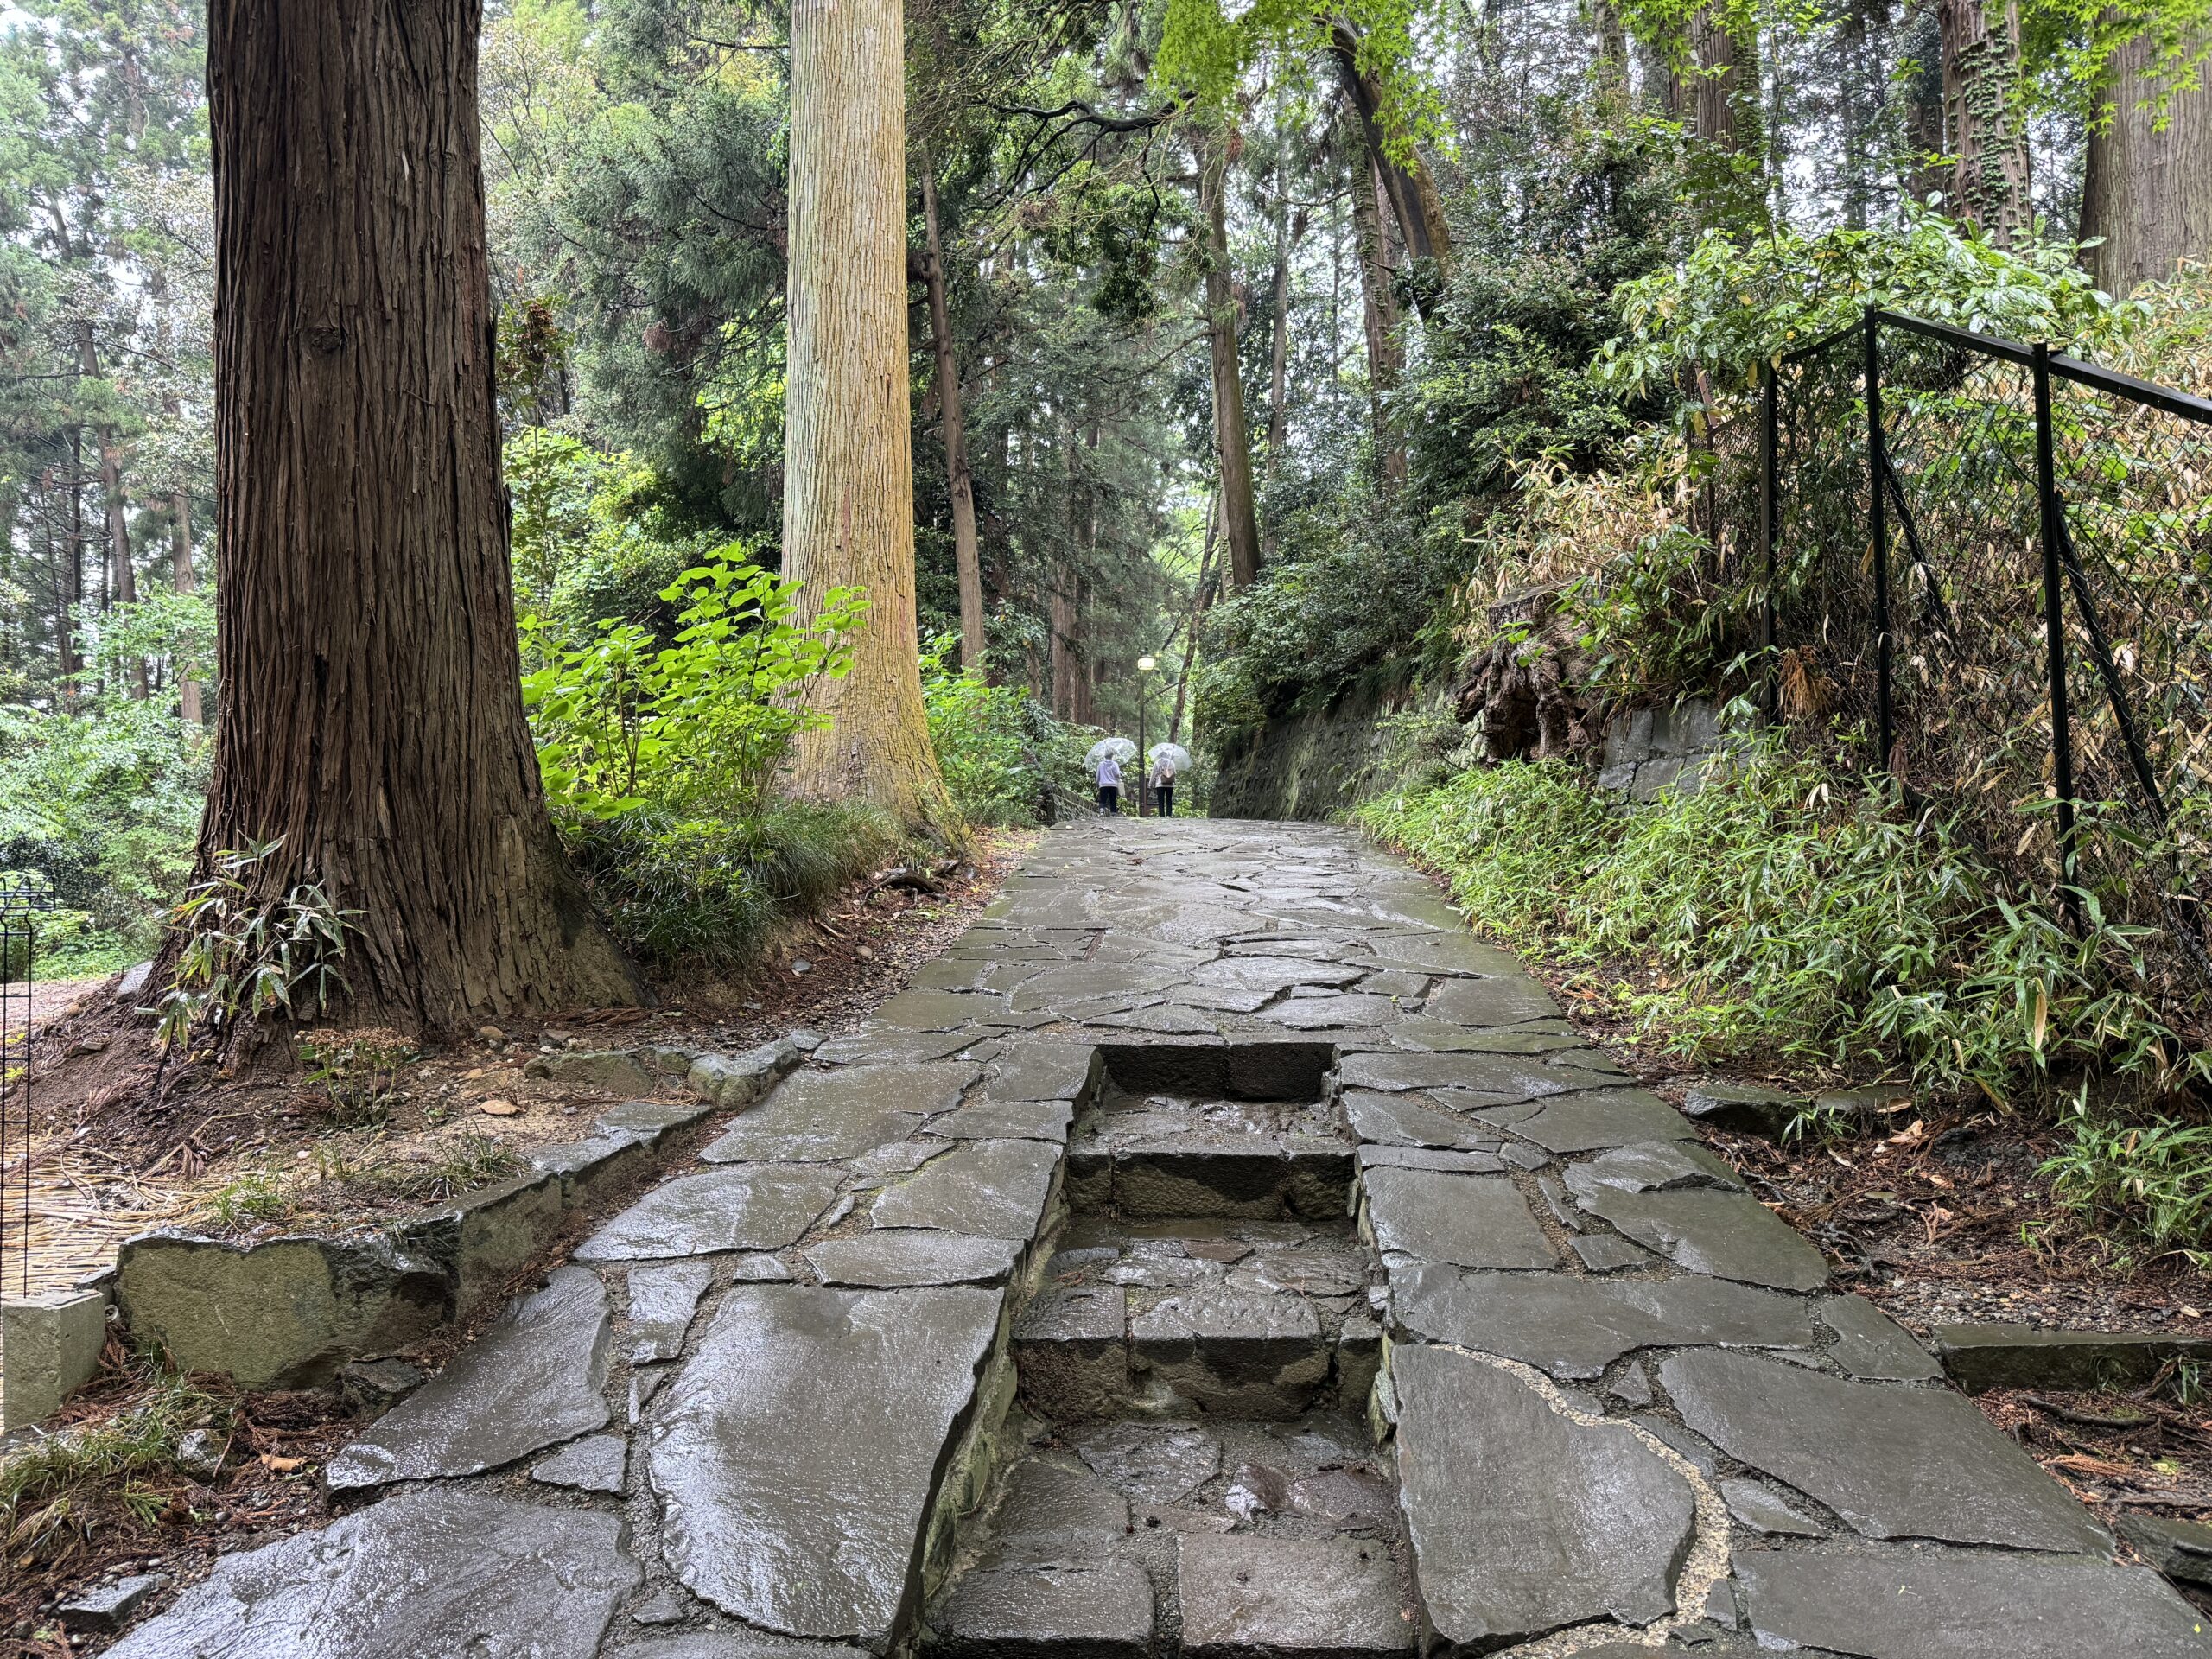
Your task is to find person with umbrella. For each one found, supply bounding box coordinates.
[1087,737,1135,816]
[1148,743,1190,817]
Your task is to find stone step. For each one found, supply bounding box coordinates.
[920,1414,1415,1658]
[1014,1218,1382,1421]
[1065,1091,1356,1220]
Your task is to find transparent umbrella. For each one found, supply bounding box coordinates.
[1147,743,1192,772]
[1086,737,1138,768]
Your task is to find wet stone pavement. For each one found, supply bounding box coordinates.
[105,821,2212,1657]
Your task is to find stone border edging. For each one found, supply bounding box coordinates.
[1,1035,810,1421]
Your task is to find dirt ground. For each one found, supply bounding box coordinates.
[3,832,1036,1297]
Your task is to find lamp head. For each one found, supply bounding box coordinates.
[1137,656,1157,672]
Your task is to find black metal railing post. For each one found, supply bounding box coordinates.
[1761,357,1779,718]
[1864,308,1893,772]
[2032,340,2081,920]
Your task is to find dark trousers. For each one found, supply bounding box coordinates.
[1155,785,1175,817]
[1097,785,1119,814]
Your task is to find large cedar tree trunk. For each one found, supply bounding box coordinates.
[1939,0,2032,245]
[2081,35,2212,292]
[170,488,203,724]
[200,0,642,1032]
[920,152,985,671]
[1330,26,1452,314]
[1348,137,1408,489]
[784,0,953,830]
[1198,130,1262,592]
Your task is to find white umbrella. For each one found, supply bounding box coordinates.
[1086,737,1138,768]
[1148,743,1192,772]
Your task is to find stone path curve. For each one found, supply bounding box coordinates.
[102,820,2212,1658]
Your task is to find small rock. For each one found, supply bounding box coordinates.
[479,1098,520,1117]
[791,959,813,975]
[1606,1362,1654,1408]
[174,1429,226,1482]
[629,1587,690,1626]
[337,1357,426,1414]
[857,946,875,962]
[477,1026,506,1044]
[67,1035,110,1058]
[60,1573,165,1630]
[1680,1080,1804,1139]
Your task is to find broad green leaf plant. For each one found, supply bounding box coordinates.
[521,545,868,823]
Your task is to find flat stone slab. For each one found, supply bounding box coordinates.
[650,1283,1001,1642]
[575,1166,842,1262]
[1344,1090,1499,1151]
[804,1230,1025,1287]
[702,1063,980,1162]
[991,1452,1133,1555]
[1570,1235,1655,1273]
[1390,1264,1815,1379]
[1363,1168,1557,1270]
[1176,1535,1411,1656]
[325,1267,610,1491]
[870,1137,1058,1236]
[2121,1513,2212,1591]
[1821,1294,1942,1382]
[924,1558,1154,1658]
[1735,1542,2212,1657]
[928,1098,1077,1141]
[1259,994,1407,1029]
[1481,1090,1698,1154]
[627,1261,714,1362]
[102,1486,638,1658]
[1420,975,1563,1025]
[984,1040,1098,1102]
[1719,1478,1823,1537]
[1929,1322,2212,1393]
[531,1433,627,1493]
[1393,1343,1694,1647]
[1072,1422,1223,1503]
[1661,1351,2111,1553]
[1567,1140,1743,1192]
[1563,1178,1828,1291]
[1357,1144,1510,1174]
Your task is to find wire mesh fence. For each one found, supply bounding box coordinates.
[1724,308,2212,1024]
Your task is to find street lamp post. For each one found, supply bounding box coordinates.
[1136,656,1157,817]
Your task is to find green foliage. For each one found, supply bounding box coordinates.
[153,840,359,1053]
[523,545,866,821]
[1602,205,2125,400]
[1153,0,1448,159]
[921,637,1091,824]
[1357,735,2206,1100]
[0,701,207,972]
[1,1365,228,1563]
[296,1031,415,1129]
[1198,505,1456,732]
[505,427,721,641]
[563,801,900,973]
[2042,1090,2212,1265]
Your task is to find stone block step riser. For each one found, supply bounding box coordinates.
[1066,1148,1355,1221]
[1012,1330,1345,1422]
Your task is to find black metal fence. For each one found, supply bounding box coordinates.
[1709,308,2212,1015]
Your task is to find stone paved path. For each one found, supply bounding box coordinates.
[105,821,2212,1657]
